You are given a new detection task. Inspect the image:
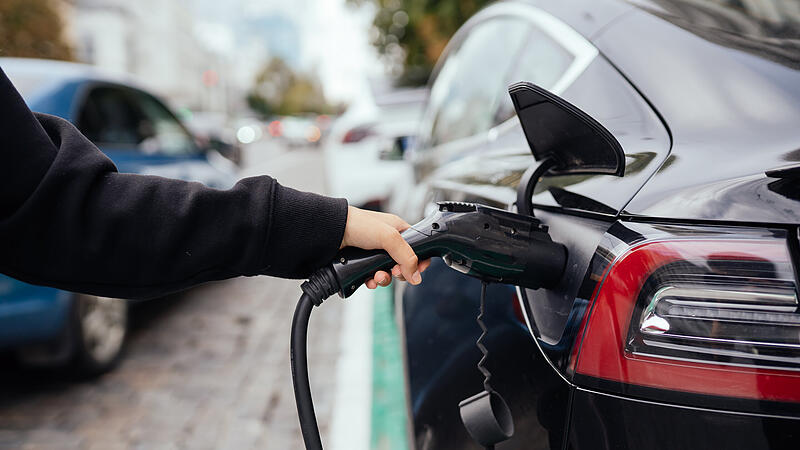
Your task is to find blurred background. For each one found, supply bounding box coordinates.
[0,0,490,449]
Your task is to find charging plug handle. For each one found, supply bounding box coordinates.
[331,202,566,298]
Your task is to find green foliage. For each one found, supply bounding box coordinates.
[0,0,74,61]
[247,57,338,117]
[350,0,491,86]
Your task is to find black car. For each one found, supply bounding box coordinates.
[398,1,800,449]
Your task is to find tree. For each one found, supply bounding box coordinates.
[0,0,74,61]
[247,57,337,117]
[350,0,491,86]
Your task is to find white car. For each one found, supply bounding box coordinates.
[279,116,320,148]
[323,88,426,212]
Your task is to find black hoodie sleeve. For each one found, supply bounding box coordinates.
[0,67,348,299]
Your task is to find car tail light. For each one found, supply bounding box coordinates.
[342,125,374,144]
[511,291,527,325]
[268,120,282,137]
[574,231,800,403]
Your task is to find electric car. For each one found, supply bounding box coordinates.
[0,57,237,374]
[398,1,800,449]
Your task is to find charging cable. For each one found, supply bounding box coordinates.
[289,201,567,449]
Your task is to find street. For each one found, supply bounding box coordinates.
[0,143,361,449]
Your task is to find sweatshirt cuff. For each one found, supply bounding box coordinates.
[264,180,348,278]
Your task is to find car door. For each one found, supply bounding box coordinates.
[75,84,235,188]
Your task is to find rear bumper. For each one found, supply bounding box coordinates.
[568,388,800,449]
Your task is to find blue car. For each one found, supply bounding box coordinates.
[0,57,237,375]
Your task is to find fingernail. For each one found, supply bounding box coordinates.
[412,271,422,284]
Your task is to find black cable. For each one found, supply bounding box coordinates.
[516,156,558,217]
[476,281,493,393]
[291,292,323,450]
[477,282,499,450]
[291,268,341,450]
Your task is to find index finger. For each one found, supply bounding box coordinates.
[382,227,420,284]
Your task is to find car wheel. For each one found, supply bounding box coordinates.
[70,294,128,376]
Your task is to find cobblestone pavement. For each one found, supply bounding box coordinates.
[0,144,344,449]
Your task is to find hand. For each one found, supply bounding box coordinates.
[340,206,431,289]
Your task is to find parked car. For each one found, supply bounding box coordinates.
[0,57,237,375]
[184,111,243,166]
[324,87,426,211]
[279,116,320,148]
[398,1,800,449]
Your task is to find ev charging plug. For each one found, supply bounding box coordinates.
[292,202,567,449]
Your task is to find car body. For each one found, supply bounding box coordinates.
[398,1,800,449]
[184,111,244,166]
[324,87,426,211]
[0,57,237,373]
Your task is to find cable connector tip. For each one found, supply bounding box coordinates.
[301,267,341,306]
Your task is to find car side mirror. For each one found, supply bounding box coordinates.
[509,81,624,176]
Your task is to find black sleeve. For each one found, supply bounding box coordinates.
[0,67,348,299]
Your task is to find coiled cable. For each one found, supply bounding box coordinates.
[476,281,493,393]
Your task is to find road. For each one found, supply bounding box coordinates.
[0,142,365,449]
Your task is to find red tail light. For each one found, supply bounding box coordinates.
[574,234,800,403]
[511,291,526,325]
[342,125,374,144]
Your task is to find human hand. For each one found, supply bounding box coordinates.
[340,206,431,289]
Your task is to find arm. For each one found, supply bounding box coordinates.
[0,68,348,299]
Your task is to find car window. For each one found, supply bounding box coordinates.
[128,90,197,156]
[494,26,575,125]
[78,86,196,155]
[424,17,530,147]
[78,86,146,148]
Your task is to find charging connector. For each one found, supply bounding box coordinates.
[290,202,567,449]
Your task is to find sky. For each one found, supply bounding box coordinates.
[188,0,382,104]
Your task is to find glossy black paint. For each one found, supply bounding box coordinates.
[526,0,633,39]
[400,264,569,450]
[592,1,800,223]
[568,388,800,450]
[400,1,800,449]
[576,374,800,419]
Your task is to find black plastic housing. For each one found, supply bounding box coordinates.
[508,81,625,176]
[331,202,567,298]
[459,390,514,446]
